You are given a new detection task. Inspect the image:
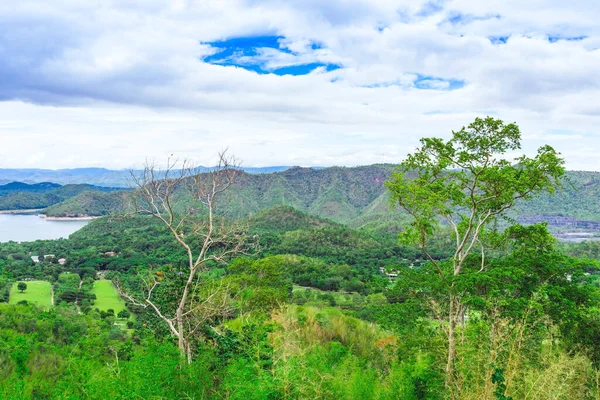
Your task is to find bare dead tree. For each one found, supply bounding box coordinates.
[116,150,253,363]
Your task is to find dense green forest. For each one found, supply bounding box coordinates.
[2,205,600,398]
[0,182,122,212]
[0,182,61,196]
[3,119,600,399]
[8,166,600,226]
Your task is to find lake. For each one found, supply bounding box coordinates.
[0,214,89,243]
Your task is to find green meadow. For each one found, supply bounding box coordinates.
[9,280,53,309]
[92,279,127,315]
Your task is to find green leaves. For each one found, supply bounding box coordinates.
[452,117,521,155]
[491,365,513,400]
[386,116,566,276]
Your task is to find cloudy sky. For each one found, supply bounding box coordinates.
[1,0,599,170]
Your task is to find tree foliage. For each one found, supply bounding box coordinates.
[386,117,566,394]
[386,116,565,272]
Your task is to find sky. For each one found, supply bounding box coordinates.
[1,0,599,170]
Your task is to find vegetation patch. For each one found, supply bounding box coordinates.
[3,118,600,398]
[91,279,127,314]
[9,280,53,309]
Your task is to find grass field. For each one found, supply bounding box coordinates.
[92,279,128,316]
[9,280,53,309]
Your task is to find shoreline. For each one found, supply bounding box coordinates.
[0,209,42,215]
[38,214,100,221]
[0,210,100,221]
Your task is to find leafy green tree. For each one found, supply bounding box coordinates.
[117,309,131,319]
[10,336,30,377]
[393,223,597,395]
[17,282,27,293]
[226,257,292,311]
[386,117,565,392]
[341,279,366,294]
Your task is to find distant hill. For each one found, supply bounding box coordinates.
[0,168,133,187]
[213,165,395,222]
[42,164,398,220]
[512,171,600,222]
[248,205,338,233]
[0,166,299,187]
[0,183,123,212]
[43,191,129,218]
[8,166,600,230]
[0,181,61,196]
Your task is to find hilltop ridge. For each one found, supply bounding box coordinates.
[0,182,123,212]
[6,166,600,232]
[0,166,308,187]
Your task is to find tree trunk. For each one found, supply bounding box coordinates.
[186,339,192,365]
[176,307,186,361]
[446,295,458,399]
[176,267,196,364]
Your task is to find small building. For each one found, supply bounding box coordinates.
[31,256,40,263]
[44,254,56,260]
[104,251,117,257]
[58,258,66,265]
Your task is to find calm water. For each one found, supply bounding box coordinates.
[0,214,89,243]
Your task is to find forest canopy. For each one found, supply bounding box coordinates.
[1,118,600,399]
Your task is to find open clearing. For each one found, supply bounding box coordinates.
[92,279,127,315]
[9,280,53,309]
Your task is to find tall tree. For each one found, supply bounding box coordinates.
[117,151,252,363]
[385,117,565,394]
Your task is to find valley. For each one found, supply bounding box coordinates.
[2,0,598,397]
[2,129,600,399]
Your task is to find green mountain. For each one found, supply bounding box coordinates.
[42,191,129,218]
[39,164,394,219]
[248,205,337,233]
[20,166,600,229]
[0,183,122,212]
[215,165,396,222]
[514,171,600,221]
[0,181,61,196]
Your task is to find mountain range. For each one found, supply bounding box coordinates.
[3,166,600,233]
[0,166,300,187]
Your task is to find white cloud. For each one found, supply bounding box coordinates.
[0,0,599,170]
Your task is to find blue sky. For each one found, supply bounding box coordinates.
[0,0,599,170]
[202,36,341,75]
